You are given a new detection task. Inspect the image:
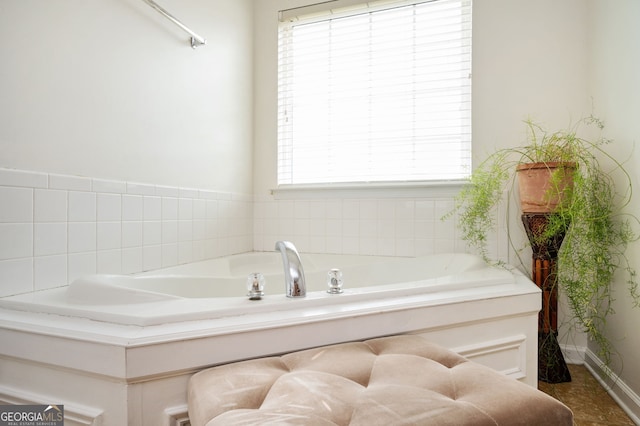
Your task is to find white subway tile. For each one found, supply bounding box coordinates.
[377,220,395,239]
[162,220,178,243]
[415,200,435,218]
[143,245,162,271]
[68,222,96,253]
[143,196,162,221]
[0,168,47,188]
[68,252,96,282]
[277,200,295,219]
[434,200,455,219]
[342,219,359,237]
[127,182,156,196]
[395,220,414,239]
[342,236,359,254]
[395,238,415,257]
[68,191,96,222]
[179,188,198,199]
[97,249,121,274]
[294,200,310,218]
[193,220,206,240]
[377,238,395,256]
[122,221,143,248]
[308,236,326,254]
[34,189,67,222]
[34,254,67,290]
[206,220,219,239]
[0,258,33,296]
[122,195,143,221]
[179,198,193,220]
[293,218,309,237]
[161,243,178,267]
[97,193,121,221]
[433,238,455,253]
[309,219,326,236]
[358,237,377,255]
[325,200,343,219]
[178,220,193,242]
[199,190,217,200]
[0,186,33,222]
[122,247,143,274]
[193,199,206,220]
[264,200,280,219]
[414,239,435,256]
[97,222,121,250]
[93,178,126,194]
[156,185,180,197]
[178,241,193,264]
[0,223,32,260]
[49,174,91,191]
[143,221,162,246]
[359,200,378,220]
[342,200,360,219]
[162,197,178,220]
[193,240,206,261]
[378,200,396,220]
[205,200,218,220]
[414,220,434,238]
[434,216,454,239]
[395,200,415,220]
[325,218,342,236]
[325,236,342,254]
[34,223,67,256]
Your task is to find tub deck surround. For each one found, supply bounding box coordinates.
[0,252,542,426]
[0,252,516,326]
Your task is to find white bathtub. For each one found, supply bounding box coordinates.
[0,252,515,326]
[0,251,541,425]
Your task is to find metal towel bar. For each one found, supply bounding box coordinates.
[141,0,206,48]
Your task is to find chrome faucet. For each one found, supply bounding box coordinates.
[275,241,306,298]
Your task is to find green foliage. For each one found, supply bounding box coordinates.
[446,116,639,365]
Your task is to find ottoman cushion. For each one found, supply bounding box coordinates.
[188,335,573,425]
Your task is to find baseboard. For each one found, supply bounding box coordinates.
[560,343,586,365]
[581,348,640,425]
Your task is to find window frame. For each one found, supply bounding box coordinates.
[276,0,472,189]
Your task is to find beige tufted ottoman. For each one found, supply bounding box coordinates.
[188,335,573,425]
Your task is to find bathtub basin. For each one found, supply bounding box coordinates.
[0,252,517,326]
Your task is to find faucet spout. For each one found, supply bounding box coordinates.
[275,241,306,298]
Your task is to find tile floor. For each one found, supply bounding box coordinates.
[538,364,635,425]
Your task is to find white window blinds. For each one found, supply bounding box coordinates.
[277,0,472,186]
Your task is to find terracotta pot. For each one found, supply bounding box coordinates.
[516,162,576,213]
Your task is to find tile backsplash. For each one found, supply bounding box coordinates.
[0,167,504,298]
[0,168,252,297]
[253,195,468,257]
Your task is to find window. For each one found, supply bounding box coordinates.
[277,0,472,186]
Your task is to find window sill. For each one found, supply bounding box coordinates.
[271,180,467,199]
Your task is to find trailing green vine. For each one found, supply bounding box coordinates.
[445,116,640,366]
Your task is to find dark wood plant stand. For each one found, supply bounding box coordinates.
[522,213,572,383]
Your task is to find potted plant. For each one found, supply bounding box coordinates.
[446,115,639,374]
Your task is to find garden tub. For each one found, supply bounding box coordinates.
[0,252,518,326]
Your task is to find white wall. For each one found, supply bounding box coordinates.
[0,0,255,296]
[588,0,640,416]
[0,0,253,194]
